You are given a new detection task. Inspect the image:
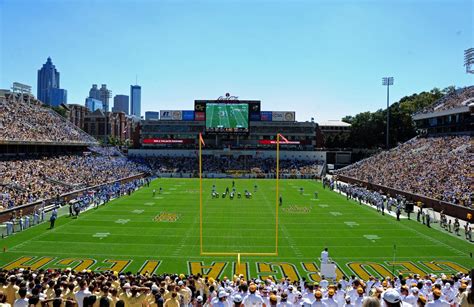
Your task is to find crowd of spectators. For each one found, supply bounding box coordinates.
[414,86,474,115]
[0,268,472,307]
[0,155,148,211]
[87,146,124,157]
[335,136,472,206]
[0,98,96,144]
[141,156,324,176]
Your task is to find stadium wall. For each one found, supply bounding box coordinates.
[337,175,473,222]
[0,173,147,223]
[128,149,326,162]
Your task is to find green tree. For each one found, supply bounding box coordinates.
[340,86,453,149]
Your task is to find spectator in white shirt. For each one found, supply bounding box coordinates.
[323,289,339,307]
[242,285,265,307]
[74,280,91,307]
[425,289,449,307]
[13,288,28,307]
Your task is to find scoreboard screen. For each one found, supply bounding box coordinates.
[205,103,249,133]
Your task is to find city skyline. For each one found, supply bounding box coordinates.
[1,0,472,120]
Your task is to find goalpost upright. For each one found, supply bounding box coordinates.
[199,133,283,257]
[199,133,203,255]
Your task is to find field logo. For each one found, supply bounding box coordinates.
[93,233,110,240]
[282,205,311,214]
[154,212,180,222]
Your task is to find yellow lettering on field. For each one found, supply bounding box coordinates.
[234,262,249,281]
[256,263,277,280]
[386,262,426,276]
[188,262,227,279]
[301,263,321,282]
[256,262,300,281]
[3,257,54,270]
[139,260,161,275]
[435,261,468,273]
[347,262,393,280]
[420,261,468,274]
[422,262,445,271]
[96,260,131,272]
[301,262,345,282]
[57,258,95,272]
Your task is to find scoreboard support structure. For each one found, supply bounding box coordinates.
[198,133,285,263]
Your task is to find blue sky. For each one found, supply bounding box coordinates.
[0,0,472,121]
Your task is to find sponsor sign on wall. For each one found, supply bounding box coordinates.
[260,111,273,121]
[272,111,295,122]
[142,139,194,144]
[160,110,183,120]
[182,110,195,121]
[195,112,205,121]
[258,140,300,145]
[250,113,261,121]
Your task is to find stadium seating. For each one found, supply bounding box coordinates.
[0,268,470,306]
[142,156,324,176]
[0,155,147,211]
[0,98,97,144]
[336,135,472,206]
[414,86,474,115]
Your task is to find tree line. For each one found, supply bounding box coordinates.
[323,86,456,149]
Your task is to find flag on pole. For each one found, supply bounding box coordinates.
[199,133,205,146]
[278,133,289,143]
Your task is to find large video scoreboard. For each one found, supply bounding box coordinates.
[195,99,261,134]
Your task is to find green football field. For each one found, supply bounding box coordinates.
[1,178,472,281]
[206,104,249,129]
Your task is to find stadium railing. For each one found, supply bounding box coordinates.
[0,173,147,223]
[336,175,473,222]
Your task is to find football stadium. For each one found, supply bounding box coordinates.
[0,1,473,306]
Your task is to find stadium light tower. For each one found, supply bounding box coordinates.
[464,48,474,74]
[382,77,394,149]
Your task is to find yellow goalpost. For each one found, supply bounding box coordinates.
[198,133,283,260]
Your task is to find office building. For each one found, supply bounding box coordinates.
[88,84,111,112]
[130,85,141,117]
[85,97,104,112]
[112,95,129,114]
[37,57,67,106]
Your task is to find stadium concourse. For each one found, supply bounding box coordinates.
[0,269,472,307]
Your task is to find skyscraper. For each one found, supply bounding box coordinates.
[37,57,67,106]
[85,98,104,112]
[88,84,111,112]
[112,95,129,114]
[89,84,100,100]
[130,85,141,117]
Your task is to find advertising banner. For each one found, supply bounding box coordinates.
[160,110,183,120]
[258,140,300,145]
[142,139,194,144]
[260,111,273,121]
[182,110,195,121]
[250,113,261,121]
[195,112,205,121]
[272,111,295,122]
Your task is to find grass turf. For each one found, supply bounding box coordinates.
[0,178,472,280]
